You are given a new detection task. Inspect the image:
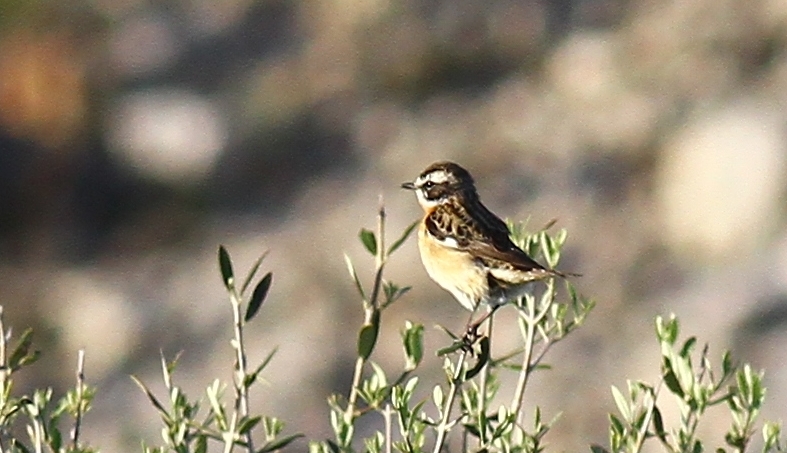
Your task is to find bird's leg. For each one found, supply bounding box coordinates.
[462,305,499,347]
[461,311,481,349]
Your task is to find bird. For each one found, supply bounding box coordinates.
[401,161,570,331]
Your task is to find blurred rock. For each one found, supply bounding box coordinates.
[42,270,141,379]
[107,89,226,184]
[655,98,786,262]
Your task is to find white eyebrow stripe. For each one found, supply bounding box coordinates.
[426,171,449,184]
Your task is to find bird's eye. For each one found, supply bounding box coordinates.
[423,181,435,189]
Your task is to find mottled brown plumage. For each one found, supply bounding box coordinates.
[402,161,566,313]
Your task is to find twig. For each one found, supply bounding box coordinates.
[477,310,493,447]
[511,280,555,424]
[229,286,254,453]
[384,404,392,453]
[346,201,386,422]
[72,349,86,449]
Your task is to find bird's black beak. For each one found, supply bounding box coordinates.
[401,181,416,190]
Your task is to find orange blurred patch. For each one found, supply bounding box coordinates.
[0,29,87,149]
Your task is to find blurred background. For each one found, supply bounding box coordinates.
[1,0,786,450]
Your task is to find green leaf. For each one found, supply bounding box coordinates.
[246,272,273,322]
[357,310,380,360]
[130,375,169,418]
[239,415,262,435]
[541,233,558,268]
[662,358,684,397]
[463,423,481,438]
[653,406,667,442]
[218,246,234,289]
[12,440,32,453]
[343,254,367,302]
[762,422,782,451]
[359,229,377,255]
[257,433,305,453]
[246,347,279,388]
[324,440,340,453]
[611,385,631,422]
[609,413,624,437]
[388,220,418,255]
[721,351,734,378]
[160,350,178,390]
[673,355,695,395]
[206,379,228,430]
[263,416,284,438]
[382,282,412,307]
[437,340,465,357]
[15,350,40,370]
[432,385,444,409]
[195,435,208,453]
[664,315,679,345]
[680,336,697,358]
[402,322,424,371]
[241,251,270,294]
[8,328,35,372]
[48,422,62,451]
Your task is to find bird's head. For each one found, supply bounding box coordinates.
[401,161,477,210]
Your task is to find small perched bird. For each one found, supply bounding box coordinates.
[402,161,569,327]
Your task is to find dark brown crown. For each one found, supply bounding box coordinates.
[420,161,474,188]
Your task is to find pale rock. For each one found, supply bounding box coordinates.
[656,99,786,261]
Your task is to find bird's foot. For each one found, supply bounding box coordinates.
[460,322,483,351]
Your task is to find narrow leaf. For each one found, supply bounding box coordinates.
[246,273,273,322]
[609,414,624,436]
[238,416,262,435]
[325,440,341,453]
[130,375,169,417]
[343,254,366,301]
[195,435,208,453]
[674,355,695,394]
[8,328,34,371]
[357,311,380,360]
[435,324,460,340]
[16,350,40,369]
[257,433,305,453]
[680,336,697,358]
[218,246,235,289]
[403,323,424,371]
[652,406,667,442]
[437,340,465,357]
[246,347,279,387]
[242,251,270,294]
[388,220,418,255]
[611,385,631,422]
[359,229,377,255]
[663,368,684,397]
[721,351,734,378]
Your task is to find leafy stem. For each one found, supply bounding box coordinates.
[433,350,468,453]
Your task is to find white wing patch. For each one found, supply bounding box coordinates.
[436,235,460,249]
